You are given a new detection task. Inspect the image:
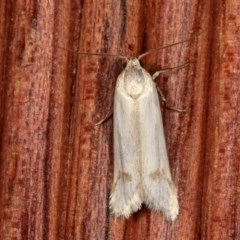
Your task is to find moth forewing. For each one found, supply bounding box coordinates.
[110,58,179,220]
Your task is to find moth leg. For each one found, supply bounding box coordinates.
[153,61,192,113]
[156,86,187,112]
[152,61,191,80]
[95,112,113,126]
[166,105,187,112]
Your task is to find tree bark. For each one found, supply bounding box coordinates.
[0,0,239,239]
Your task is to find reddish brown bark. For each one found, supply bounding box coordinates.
[0,0,239,239]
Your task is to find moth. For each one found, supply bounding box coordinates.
[110,55,179,221]
[65,38,191,220]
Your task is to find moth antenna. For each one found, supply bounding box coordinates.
[57,46,128,61]
[138,29,206,60]
[138,37,194,60]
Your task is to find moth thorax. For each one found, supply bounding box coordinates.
[124,68,145,99]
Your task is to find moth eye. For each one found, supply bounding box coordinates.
[139,60,144,67]
[122,61,127,68]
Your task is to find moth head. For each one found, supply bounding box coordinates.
[125,58,142,69]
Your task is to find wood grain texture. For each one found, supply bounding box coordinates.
[0,0,239,239]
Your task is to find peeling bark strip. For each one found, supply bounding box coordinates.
[0,1,239,240]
